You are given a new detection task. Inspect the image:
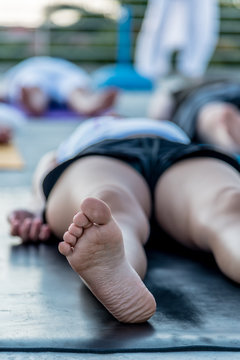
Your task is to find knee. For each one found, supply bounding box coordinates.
[214,103,239,129]
[219,103,239,119]
[91,185,150,243]
[191,185,240,251]
[91,185,129,210]
[215,186,240,214]
[197,102,238,135]
[199,186,240,228]
[90,184,147,215]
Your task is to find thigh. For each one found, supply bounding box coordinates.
[154,157,240,249]
[45,155,152,236]
[197,102,240,150]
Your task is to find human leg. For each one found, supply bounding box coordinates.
[67,88,118,116]
[154,157,240,283]
[197,102,240,153]
[46,156,156,322]
[19,86,49,116]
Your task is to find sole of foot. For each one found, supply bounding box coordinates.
[59,197,156,323]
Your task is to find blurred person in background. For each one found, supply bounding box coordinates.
[0,56,118,117]
[148,77,240,155]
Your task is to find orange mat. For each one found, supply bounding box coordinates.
[0,143,24,169]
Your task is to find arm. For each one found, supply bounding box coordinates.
[8,150,57,242]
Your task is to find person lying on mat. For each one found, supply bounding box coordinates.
[0,56,117,117]
[8,115,240,323]
[148,78,240,154]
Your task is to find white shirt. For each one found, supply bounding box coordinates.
[57,116,190,163]
[2,57,91,104]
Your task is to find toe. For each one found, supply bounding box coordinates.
[63,231,77,246]
[81,197,111,225]
[73,212,91,228]
[68,223,83,237]
[58,241,73,256]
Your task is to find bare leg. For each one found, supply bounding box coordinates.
[197,102,240,153]
[155,157,240,283]
[19,86,49,116]
[67,88,118,116]
[45,156,156,323]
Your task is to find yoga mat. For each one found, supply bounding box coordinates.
[0,143,24,169]
[1,121,240,356]
[1,188,240,353]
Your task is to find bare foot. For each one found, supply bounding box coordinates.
[8,209,51,242]
[58,197,156,323]
[20,86,49,116]
[68,88,118,116]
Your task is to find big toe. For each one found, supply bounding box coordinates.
[80,197,111,225]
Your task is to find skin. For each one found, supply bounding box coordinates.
[8,154,240,322]
[197,102,240,153]
[148,89,240,153]
[67,87,118,116]
[19,86,118,117]
[8,209,50,242]
[0,125,12,144]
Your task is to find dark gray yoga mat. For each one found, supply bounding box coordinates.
[1,209,240,353]
[1,121,240,353]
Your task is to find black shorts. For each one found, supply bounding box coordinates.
[42,137,240,201]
